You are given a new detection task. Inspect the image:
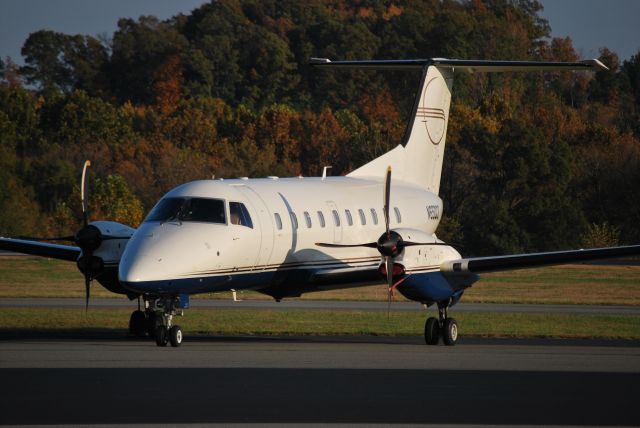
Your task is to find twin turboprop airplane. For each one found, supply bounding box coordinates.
[2,57,640,348]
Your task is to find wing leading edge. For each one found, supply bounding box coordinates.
[440,244,640,274]
[0,237,80,262]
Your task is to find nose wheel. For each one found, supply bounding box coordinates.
[424,304,458,346]
[129,297,185,347]
[153,296,184,347]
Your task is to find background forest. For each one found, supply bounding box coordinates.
[0,0,639,256]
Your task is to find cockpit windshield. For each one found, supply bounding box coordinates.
[144,197,226,224]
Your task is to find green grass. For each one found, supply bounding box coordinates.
[1,256,639,340]
[1,256,640,305]
[1,308,639,340]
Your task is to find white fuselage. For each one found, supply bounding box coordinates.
[118,176,461,297]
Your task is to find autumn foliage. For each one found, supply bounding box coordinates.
[1,0,639,255]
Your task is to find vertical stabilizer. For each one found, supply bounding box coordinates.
[346,65,453,192]
[310,57,607,193]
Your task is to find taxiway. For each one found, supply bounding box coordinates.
[1,334,638,426]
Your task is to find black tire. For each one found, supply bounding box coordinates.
[442,318,459,346]
[129,310,147,337]
[155,326,168,347]
[146,311,158,338]
[169,325,183,347]
[424,317,440,345]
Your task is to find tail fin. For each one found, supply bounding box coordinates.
[346,64,453,192]
[311,58,607,193]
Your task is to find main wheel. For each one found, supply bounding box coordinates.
[146,311,158,338]
[424,317,440,345]
[129,310,147,337]
[442,318,459,346]
[155,326,168,347]
[169,325,183,347]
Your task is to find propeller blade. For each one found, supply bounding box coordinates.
[16,235,76,242]
[83,255,91,312]
[385,256,394,289]
[80,160,91,227]
[403,241,451,247]
[383,166,391,236]
[84,275,91,312]
[101,235,132,241]
[384,256,392,318]
[315,242,378,248]
[403,241,464,251]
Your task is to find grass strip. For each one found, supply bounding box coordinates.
[2,257,640,305]
[1,308,639,340]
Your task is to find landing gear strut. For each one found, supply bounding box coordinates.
[424,303,458,346]
[153,296,183,347]
[128,296,184,347]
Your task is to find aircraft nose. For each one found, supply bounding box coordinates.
[119,254,158,283]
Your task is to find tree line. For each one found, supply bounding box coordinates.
[1,0,639,256]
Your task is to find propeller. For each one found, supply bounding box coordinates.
[316,166,451,310]
[18,160,128,310]
[78,160,96,311]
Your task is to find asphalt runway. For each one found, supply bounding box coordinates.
[2,297,640,315]
[1,334,639,426]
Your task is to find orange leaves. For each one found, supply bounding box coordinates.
[153,54,183,115]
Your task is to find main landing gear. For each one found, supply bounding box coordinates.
[424,304,458,346]
[128,296,184,347]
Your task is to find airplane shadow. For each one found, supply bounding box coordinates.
[1,328,638,348]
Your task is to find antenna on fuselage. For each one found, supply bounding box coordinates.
[322,166,332,180]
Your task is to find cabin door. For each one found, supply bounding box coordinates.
[235,185,274,269]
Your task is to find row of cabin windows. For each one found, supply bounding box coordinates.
[273,207,403,231]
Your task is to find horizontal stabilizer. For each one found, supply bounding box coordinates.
[0,237,80,261]
[441,244,640,274]
[310,57,608,72]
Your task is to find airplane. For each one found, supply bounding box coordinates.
[2,57,640,348]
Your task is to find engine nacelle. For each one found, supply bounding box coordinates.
[78,221,136,295]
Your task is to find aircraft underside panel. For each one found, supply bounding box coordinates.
[121,262,382,298]
[396,271,465,306]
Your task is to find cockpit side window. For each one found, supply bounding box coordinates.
[144,197,226,224]
[229,202,253,228]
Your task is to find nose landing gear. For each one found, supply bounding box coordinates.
[424,303,458,346]
[153,296,183,347]
[128,296,184,347]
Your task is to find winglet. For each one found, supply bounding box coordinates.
[582,58,609,71]
[309,57,331,64]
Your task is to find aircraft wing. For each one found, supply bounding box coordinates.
[0,237,80,262]
[440,244,640,274]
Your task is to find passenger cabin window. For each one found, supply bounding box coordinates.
[345,209,353,226]
[290,212,298,229]
[304,211,312,228]
[317,211,326,228]
[370,208,379,225]
[358,209,366,226]
[274,213,282,230]
[145,197,225,224]
[394,207,402,223]
[332,210,341,226]
[229,202,253,228]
